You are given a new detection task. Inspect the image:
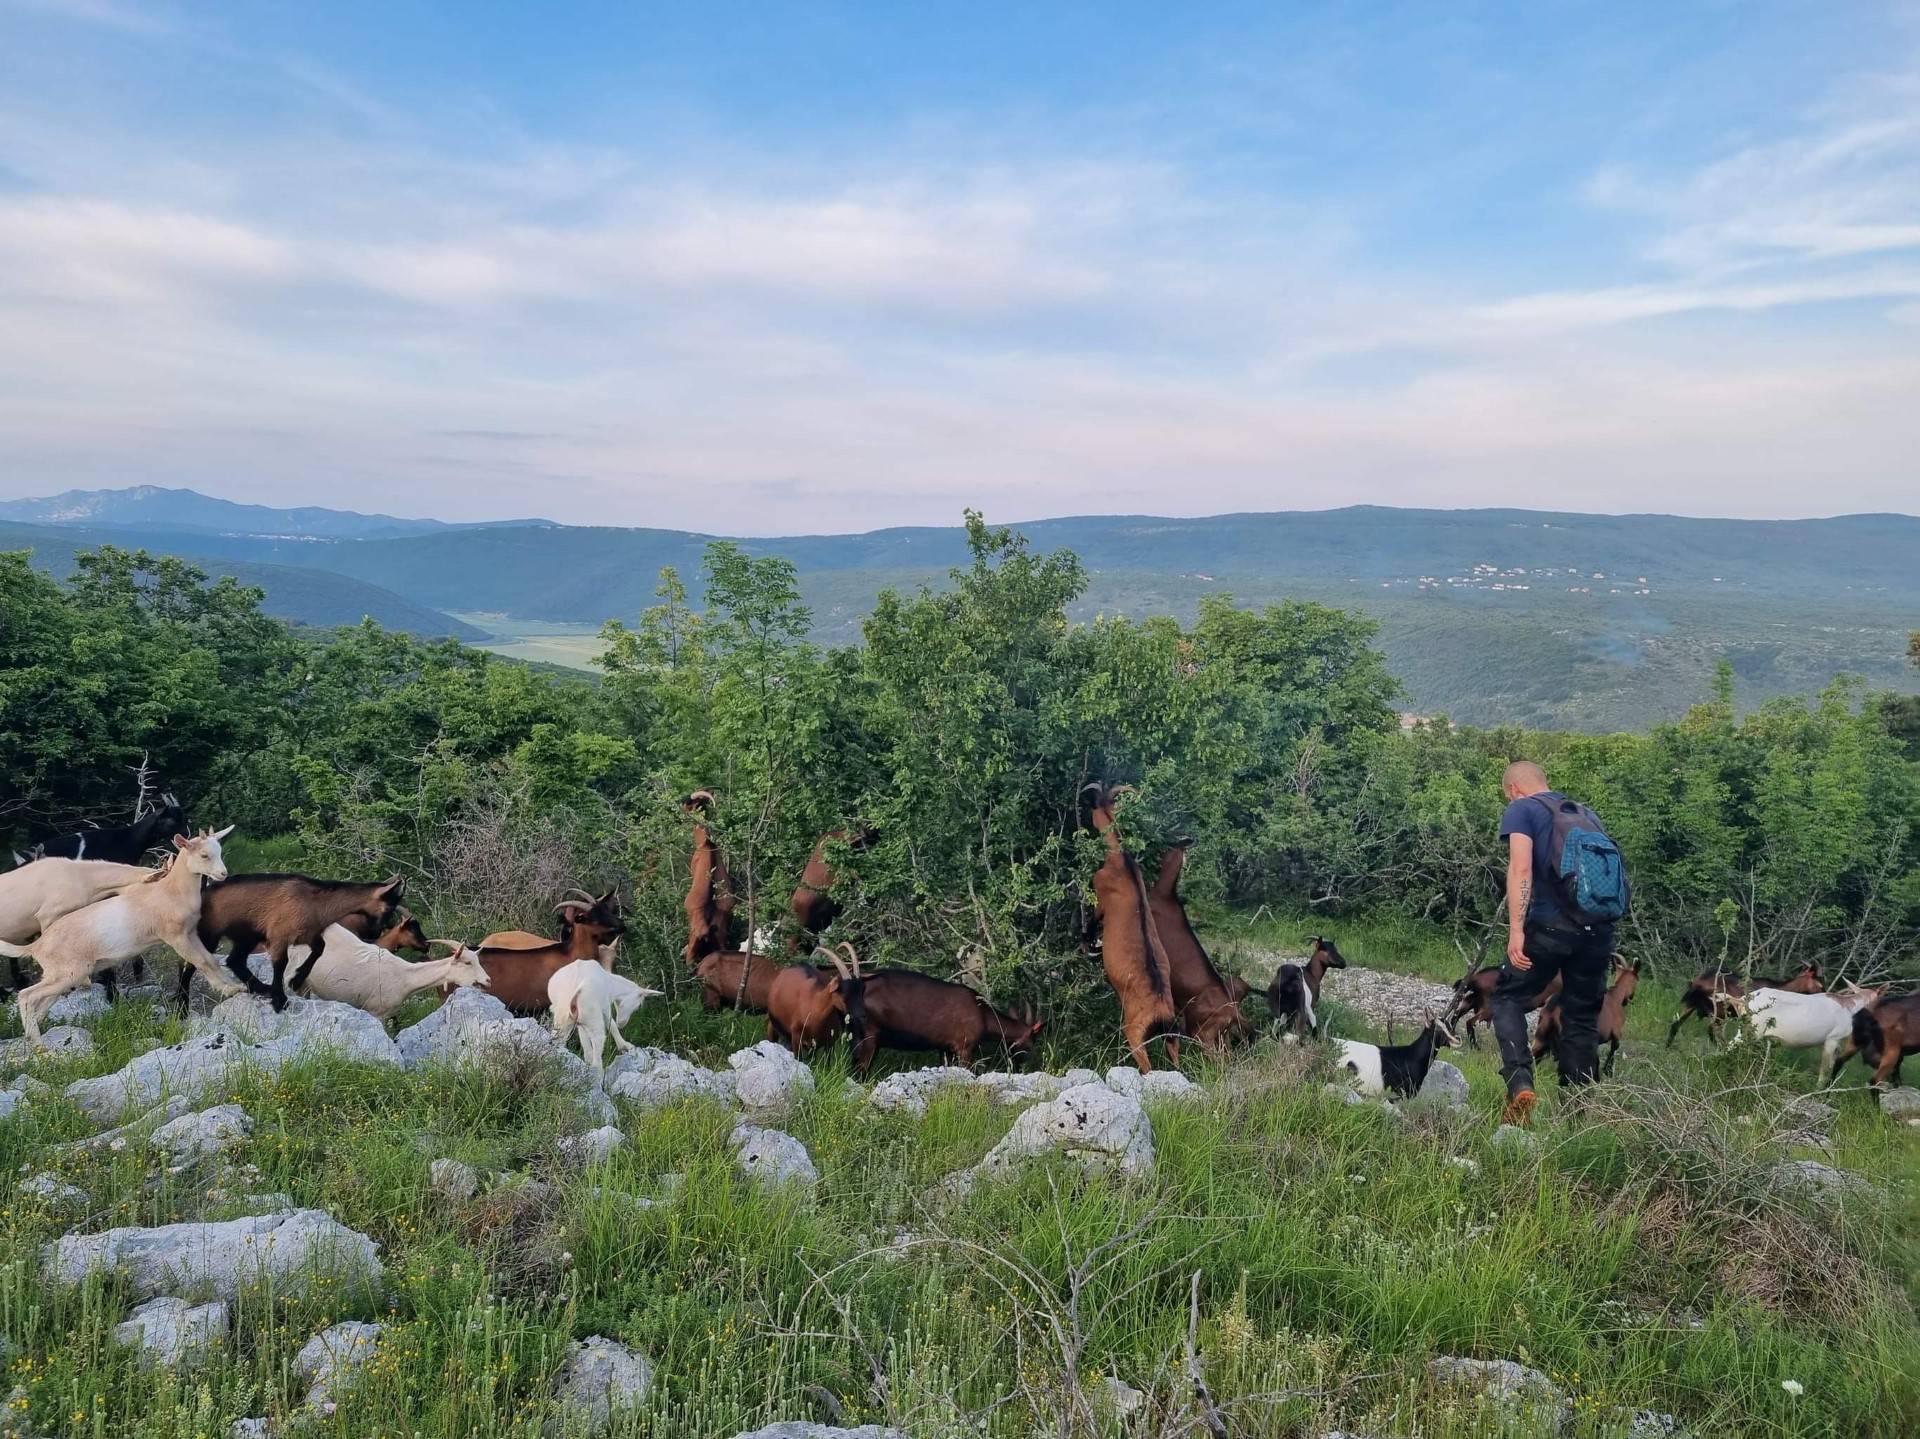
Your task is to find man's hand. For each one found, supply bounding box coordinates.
[1506,930,1532,971]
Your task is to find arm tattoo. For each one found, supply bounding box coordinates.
[1516,873,1532,918]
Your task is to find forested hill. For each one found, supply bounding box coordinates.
[0,522,485,642]
[2,493,1916,730]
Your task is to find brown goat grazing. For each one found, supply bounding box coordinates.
[1083,784,1180,1073]
[1442,962,1562,1049]
[682,791,738,966]
[696,949,782,1012]
[1533,956,1639,1075]
[765,946,857,1057]
[195,871,407,1012]
[1666,962,1822,1047]
[1832,993,1920,1091]
[845,967,1044,1073]
[471,890,624,1015]
[1266,936,1350,1038]
[788,826,875,945]
[1147,843,1251,1051]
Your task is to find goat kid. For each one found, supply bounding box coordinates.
[193,870,407,1012]
[1532,957,1639,1077]
[0,829,239,1047]
[548,958,663,1076]
[1332,1014,1455,1100]
[1266,936,1349,1038]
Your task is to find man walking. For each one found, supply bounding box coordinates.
[1494,761,1630,1125]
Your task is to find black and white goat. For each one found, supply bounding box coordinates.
[1332,1013,1455,1098]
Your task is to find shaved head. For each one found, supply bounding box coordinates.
[1502,761,1548,797]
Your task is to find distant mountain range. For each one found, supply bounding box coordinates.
[2,486,1915,731]
[0,484,553,540]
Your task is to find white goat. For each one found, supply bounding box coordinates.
[253,925,490,1020]
[1732,984,1881,1080]
[1,856,155,950]
[548,956,662,1076]
[0,829,240,1046]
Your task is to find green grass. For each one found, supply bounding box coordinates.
[2,925,1915,1437]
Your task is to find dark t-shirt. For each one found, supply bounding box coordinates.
[1499,790,1571,924]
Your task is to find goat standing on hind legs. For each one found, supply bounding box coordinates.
[1083,784,1180,1073]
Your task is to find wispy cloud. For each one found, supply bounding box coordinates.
[0,4,1915,527]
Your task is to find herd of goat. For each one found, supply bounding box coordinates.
[1,784,1916,1100]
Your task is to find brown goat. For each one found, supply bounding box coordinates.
[195,871,407,1012]
[1147,844,1251,1051]
[1442,960,1562,1048]
[765,946,856,1057]
[1667,962,1823,1046]
[362,906,430,955]
[696,949,782,1012]
[480,887,597,951]
[845,967,1044,1073]
[1083,785,1180,1073]
[683,791,737,966]
[788,826,874,946]
[1533,956,1639,1075]
[1832,993,1920,1091]
[471,890,623,1015]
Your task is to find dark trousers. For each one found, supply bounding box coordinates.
[1493,921,1614,1096]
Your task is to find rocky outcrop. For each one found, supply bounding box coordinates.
[547,1335,654,1434]
[977,1083,1154,1179]
[728,1042,816,1120]
[46,1209,382,1300]
[730,1124,820,1190]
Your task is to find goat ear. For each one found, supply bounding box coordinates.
[172,834,190,848]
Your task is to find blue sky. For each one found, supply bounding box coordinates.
[1,1,1915,530]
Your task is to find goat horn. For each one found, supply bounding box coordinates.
[427,938,465,953]
[553,901,586,917]
[814,945,853,981]
[563,887,597,903]
[837,940,862,977]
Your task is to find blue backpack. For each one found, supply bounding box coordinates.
[1533,795,1630,927]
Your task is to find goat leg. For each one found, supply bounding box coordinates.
[222,932,275,1000]
[287,930,327,993]
[266,940,293,1012]
[96,963,119,1005]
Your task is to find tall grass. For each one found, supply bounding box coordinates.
[1,928,1914,1437]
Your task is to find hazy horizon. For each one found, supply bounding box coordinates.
[2,2,1917,531]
